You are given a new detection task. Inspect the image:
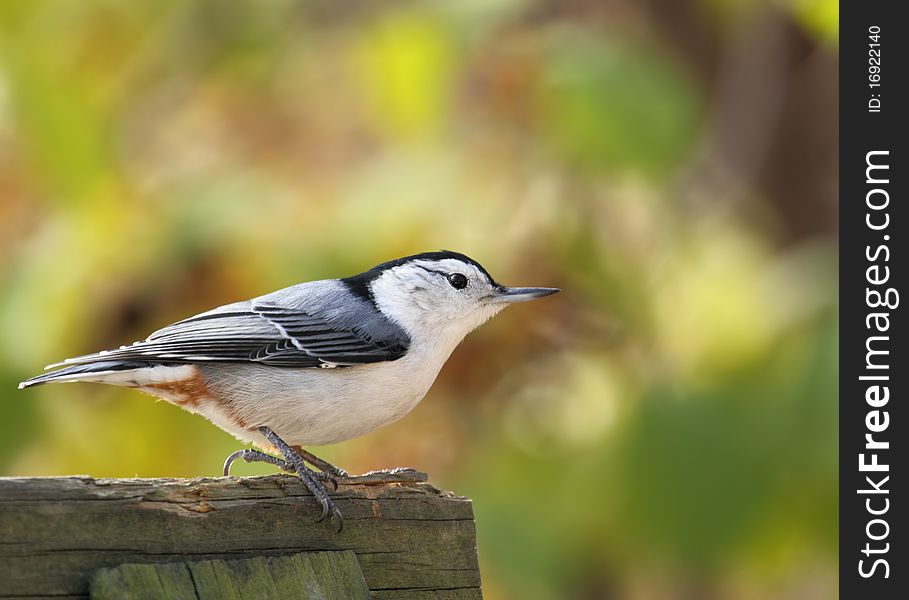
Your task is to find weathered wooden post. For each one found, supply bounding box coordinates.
[0,472,481,599]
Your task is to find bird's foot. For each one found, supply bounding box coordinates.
[314,471,339,492]
[290,445,349,490]
[222,445,348,492]
[292,445,349,478]
[222,448,294,476]
[259,426,343,533]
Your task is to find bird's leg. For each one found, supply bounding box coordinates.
[259,426,343,532]
[291,445,349,479]
[290,446,347,491]
[222,448,294,476]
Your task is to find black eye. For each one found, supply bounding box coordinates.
[447,273,468,289]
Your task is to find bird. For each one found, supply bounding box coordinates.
[18,250,559,530]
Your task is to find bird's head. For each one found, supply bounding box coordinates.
[344,251,559,342]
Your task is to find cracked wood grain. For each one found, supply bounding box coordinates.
[90,551,370,600]
[0,475,481,600]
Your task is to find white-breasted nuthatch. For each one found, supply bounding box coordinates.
[19,251,559,529]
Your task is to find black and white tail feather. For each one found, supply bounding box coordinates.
[18,360,168,389]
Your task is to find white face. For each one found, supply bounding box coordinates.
[371,258,507,340]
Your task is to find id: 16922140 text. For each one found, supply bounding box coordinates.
[868,26,881,112]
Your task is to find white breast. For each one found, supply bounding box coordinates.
[197,333,457,446]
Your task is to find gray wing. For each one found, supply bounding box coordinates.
[52,281,410,369]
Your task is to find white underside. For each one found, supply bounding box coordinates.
[59,330,464,447]
[43,357,446,447]
[197,342,450,446]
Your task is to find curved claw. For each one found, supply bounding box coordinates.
[316,499,330,522]
[222,450,246,476]
[331,507,345,533]
[313,493,343,532]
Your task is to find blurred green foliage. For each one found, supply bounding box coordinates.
[1,1,837,599]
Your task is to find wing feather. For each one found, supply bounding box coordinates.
[52,291,409,370]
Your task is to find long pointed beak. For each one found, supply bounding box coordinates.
[492,286,560,303]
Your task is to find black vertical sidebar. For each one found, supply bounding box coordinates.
[840,2,906,598]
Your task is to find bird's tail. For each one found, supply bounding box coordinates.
[18,361,155,389]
